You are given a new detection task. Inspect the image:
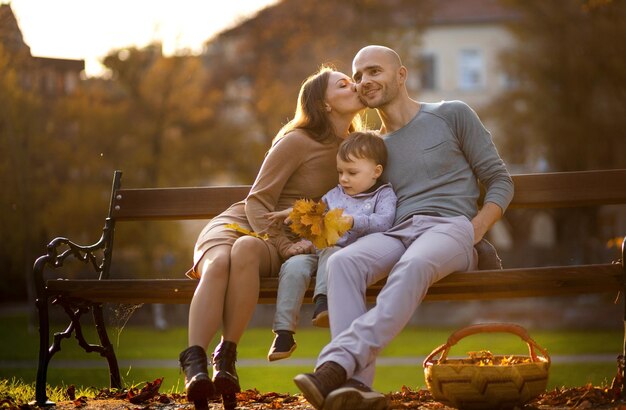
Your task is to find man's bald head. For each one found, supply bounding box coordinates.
[353,45,402,73]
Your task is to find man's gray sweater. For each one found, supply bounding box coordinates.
[380,100,514,225]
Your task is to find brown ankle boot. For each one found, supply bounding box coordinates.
[211,340,240,409]
[179,345,215,404]
[211,340,240,393]
[293,361,347,410]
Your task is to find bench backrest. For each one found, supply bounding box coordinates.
[109,169,626,221]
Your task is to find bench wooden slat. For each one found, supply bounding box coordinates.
[47,263,623,305]
[422,264,623,300]
[111,186,250,220]
[508,169,626,208]
[108,170,626,221]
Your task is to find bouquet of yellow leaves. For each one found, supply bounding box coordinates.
[288,199,352,249]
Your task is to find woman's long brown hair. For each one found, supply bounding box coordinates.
[272,65,362,146]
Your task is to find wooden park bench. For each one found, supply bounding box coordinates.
[32,169,626,405]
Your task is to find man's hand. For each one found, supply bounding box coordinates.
[471,202,503,244]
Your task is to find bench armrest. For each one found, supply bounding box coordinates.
[33,217,115,302]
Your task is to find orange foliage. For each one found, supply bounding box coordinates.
[225,223,269,240]
[467,350,533,366]
[288,199,352,248]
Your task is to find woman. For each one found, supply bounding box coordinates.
[179,65,365,408]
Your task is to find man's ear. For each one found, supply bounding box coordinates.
[397,66,407,86]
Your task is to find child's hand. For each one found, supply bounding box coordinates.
[265,208,293,227]
[285,240,315,258]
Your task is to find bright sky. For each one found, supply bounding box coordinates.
[7,0,279,77]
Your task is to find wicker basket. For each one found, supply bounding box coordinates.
[423,323,550,410]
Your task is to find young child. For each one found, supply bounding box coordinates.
[267,131,397,361]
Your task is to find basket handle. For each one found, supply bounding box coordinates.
[448,323,531,345]
[423,322,551,366]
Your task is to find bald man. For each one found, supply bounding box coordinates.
[294,45,514,410]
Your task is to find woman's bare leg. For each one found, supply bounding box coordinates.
[222,236,271,343]
[188,245,231,348]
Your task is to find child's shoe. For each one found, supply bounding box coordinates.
[311,294,329,328]
[267,330,297,361]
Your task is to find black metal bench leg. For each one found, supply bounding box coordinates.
[33,298,54,406]
[93,304,122,389]
[616,236,626,399]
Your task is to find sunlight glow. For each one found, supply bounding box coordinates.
[8,0,278,77]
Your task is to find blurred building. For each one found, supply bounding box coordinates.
[0,3,84,97]
[407,0,518,110]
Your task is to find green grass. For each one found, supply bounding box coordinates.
[0,377,100,405]
[0,313,622,397]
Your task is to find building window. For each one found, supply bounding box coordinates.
[458,49,484,90]
[45,72,56,95]
[418,53,437,91]
[64,72,78,94]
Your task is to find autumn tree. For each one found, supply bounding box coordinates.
[484,0,626,266]
[487,0,626,171]
[97,45,225,279]
[0,43,48,301]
